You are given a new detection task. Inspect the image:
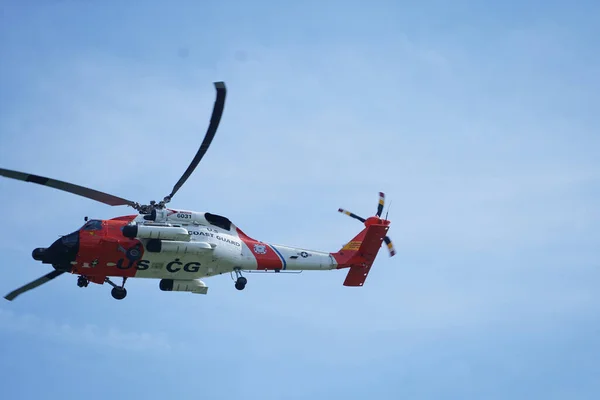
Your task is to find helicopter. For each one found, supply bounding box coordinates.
[0,81,396,301]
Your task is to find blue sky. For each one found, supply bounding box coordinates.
[1,0,599,398]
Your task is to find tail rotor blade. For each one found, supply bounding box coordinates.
[383,236,396,257]
[376,192,385,217]
[4,270,65,301]
[338,208,366,223]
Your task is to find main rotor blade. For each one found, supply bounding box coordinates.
[377,192,385,217]
[4,270,65,301]
[0,168,138,207]
[166,81,227,201]
[338,208,366,223]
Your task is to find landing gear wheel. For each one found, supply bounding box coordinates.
[77,276,89,288]
[235,278,246,290]
[235,276,247,290]
[111,287,127,300]
[106,277,128,300]
[233,268,247,291]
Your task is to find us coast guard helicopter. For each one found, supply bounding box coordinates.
[1,82,396,301]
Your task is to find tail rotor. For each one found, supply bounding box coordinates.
[337,192,396,258]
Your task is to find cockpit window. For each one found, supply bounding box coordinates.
[82,219,103,231]
[204,213,232,231]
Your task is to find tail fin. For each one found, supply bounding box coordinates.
[331,220,390,287]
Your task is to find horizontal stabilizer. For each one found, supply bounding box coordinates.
[343,265,372,287]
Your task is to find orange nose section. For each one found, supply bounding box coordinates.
[73,218,145,277]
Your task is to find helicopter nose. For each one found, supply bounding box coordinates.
[32,248,47,261]
[32,231,80,268]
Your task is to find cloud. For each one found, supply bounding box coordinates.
[0,307,173,353]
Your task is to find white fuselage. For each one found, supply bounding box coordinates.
[123,210,337,283]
